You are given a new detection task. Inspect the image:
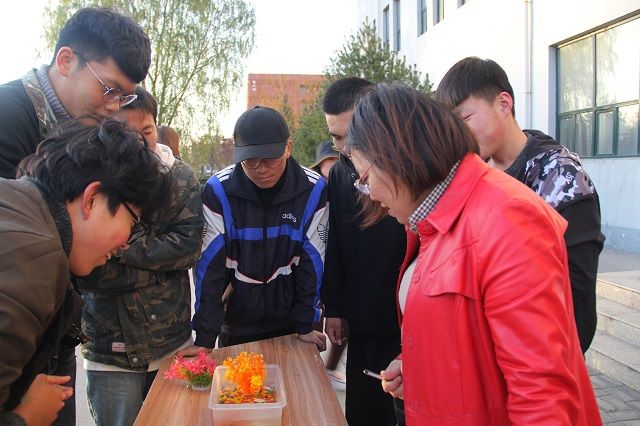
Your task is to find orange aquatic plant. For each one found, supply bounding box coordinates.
[222,351,265,395]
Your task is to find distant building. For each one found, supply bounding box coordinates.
[247,74,326,129]
[358,0,640,253]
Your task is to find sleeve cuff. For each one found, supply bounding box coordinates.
[1,412,27,426]
[295,322,313,335]
[323,305,342,318]
[194,334,217,349]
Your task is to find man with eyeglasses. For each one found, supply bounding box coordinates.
[0,118,171,426]
[0,7,150,180]
[0,7,150,425]
[178,106,328,357]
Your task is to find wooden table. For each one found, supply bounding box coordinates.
[135,334,347,425]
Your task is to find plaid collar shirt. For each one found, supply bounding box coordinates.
[408,161,460,233]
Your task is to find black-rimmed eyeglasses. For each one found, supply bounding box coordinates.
[122,201,140,224]
[73,51,137,108]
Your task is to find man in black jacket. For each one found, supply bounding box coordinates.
[436,57,605,353]
[322,78,406,426]
[179,106,328,355]
[0,7,151,180]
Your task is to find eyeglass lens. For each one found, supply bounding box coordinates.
[243,157,283,169]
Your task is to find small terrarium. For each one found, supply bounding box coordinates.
[209,352,286,425]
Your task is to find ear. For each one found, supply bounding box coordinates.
[496,92,514,118]
[79,181,103,220]
[55,46,76,78]
[285,139,293,158]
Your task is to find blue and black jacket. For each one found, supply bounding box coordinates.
[193,158,329,348]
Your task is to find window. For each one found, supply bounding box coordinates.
[394,0,401,51]
[557,17,639,157]
[434,0,445,24]
[383,6,390,50]
[419,0,427,35]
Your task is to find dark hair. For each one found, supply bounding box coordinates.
[17,118,171,218]
[53,7,151,83]
[347,83,479,225]
[122,87,158,123]
[436,57,516,117]
[158,125,181,157]
[323,77,372,115]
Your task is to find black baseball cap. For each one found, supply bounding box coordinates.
[311,140,339,170]
[233,106,290,164]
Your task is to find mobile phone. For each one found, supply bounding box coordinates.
[363,369,383,380]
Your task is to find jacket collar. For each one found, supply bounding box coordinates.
[225,157,313,205]
[417,153,490,236]
[24,177,73,256]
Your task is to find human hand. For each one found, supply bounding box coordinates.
[175,344,212,358]
[381,358,403,399]
[325,317,347,345]
[298,330,327,352]
[12,374,73,426]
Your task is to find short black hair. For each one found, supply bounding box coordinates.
[53,7,151,83]
[123,87,158,123]
[17,118,171,218]
[323,77,372,115]
[436,57,516,117]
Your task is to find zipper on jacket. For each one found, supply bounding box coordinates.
[262,208,268,321]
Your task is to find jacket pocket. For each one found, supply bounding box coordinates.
[81,293,121,355]
[137,272,190,323]
[422,241,480,300]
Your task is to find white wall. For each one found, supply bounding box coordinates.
[357,0,640,252]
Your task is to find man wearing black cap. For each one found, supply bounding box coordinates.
[311,140,339,179]
[180,106,328,354]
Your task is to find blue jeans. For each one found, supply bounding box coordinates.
[86,370,157,426]
[51,345,76,426]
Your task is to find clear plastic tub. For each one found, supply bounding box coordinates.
[208,364,287,426]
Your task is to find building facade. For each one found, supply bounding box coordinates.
[247,73,325,130]
[358,0,640,253]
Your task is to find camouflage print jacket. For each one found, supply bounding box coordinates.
[0,66,64,179]
[506,129,605,353]
[77,156,204,370]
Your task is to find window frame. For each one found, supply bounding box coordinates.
[418,0,427,35]
[383,6,390,50]
[394,0,401,51]
[556,17,640,158]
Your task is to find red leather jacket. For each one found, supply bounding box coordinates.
[398,154,601,425]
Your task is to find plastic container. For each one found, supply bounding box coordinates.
[209,364,287,426]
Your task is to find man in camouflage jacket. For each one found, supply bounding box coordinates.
[437,57,604,353]
[76,88,203,426]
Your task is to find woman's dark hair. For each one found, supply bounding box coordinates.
[158,125,181,157]
[17,117,172,218]
[53,7,151,83]
[347,83,479,225]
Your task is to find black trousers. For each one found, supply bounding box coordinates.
[345,330,401,426]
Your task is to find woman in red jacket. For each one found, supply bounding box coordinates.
[345,83,601,425]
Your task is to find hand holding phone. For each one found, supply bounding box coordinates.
[363,369,383,380]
